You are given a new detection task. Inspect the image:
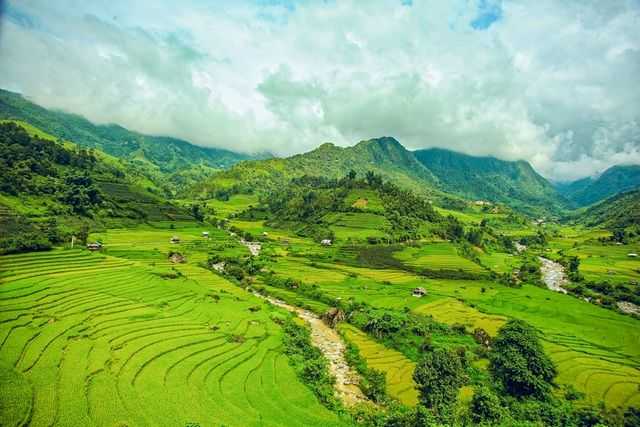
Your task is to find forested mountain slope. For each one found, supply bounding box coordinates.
[0,89,261,172]
[194,137,438,198]
[413,148,567,213]
[0,121,193,253]
[578,189,640,230]
[557,165,640,207]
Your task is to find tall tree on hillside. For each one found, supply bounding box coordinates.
[489,319,556,399]
[413,348,465,421]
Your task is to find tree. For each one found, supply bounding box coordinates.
[44,217,59,243]
[489,319,557,399]
[77,224,90,245]
[469,387,503,424]
[347,169,357,180]
[191,204,205,222]
[413,348,465,419]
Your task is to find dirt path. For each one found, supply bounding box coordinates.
[539,257,568,294]
[255,294,367,406]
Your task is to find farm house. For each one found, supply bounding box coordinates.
[412,287,427,297]
[170,236,180,244]
[86,242,102,251]
[321,239,332,246]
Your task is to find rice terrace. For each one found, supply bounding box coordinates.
[1,1,640,426]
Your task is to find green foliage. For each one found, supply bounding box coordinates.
[578,189,640,231]
[281,317,341,410]
[469,386,504,425]
[414,147,568,214]
[489,319,557,399]
[0,89,257,173]
[413,348,465,421]
[558,164,640,207]
[342,339,388,403]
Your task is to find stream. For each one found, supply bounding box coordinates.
[255,293,367,406]
[539,257,568,294]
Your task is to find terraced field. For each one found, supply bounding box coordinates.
[340,325,418,406]
[0,250,343,426]
[393,243,485,273]
[322,212,390,240]
[414,298,506,336]
[565,243,640,284]
[205,194,259,218]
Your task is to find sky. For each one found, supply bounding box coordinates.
[0,0,639,181]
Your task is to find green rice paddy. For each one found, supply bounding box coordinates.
[0,247,343,426]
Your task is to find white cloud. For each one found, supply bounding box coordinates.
[0,0,638,180]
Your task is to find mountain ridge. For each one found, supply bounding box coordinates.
[557,164,640,207]
[0,89,263,173]
[413,147,567,213]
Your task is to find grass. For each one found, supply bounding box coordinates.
[344,189,384,213]
[205,194,259,218]
[0,246,344,426]
[340,324,419,406]
[393,243,485,273]
[413,298,506,336]
[323,212,390,240]
[565,243,640,285]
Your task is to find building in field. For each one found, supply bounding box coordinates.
[86,242,102,251]
[321,239,332,246]
[202,231,209,238]
[412,287,427,297]
[170,236,180,244]
[629,253,638,258]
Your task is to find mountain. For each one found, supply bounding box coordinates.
[578,189,640,230]
[557,165,640,207]
[0,89,261,173]
[413,148,567,213]
[195,137,438,197]
[0,121,194,239]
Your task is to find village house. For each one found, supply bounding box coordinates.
[321,239,332,246]
[86,242,102,251]
[412,287,427,297]
[202,231,209,238]
[170,236,180,244]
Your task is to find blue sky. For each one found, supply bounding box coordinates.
[0,0,639,180]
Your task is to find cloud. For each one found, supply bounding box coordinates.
[0,0,638,180]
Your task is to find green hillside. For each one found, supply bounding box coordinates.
[195,137,437,198]
[0,121,194,253]
[578,189,640,231]
[414,148,567,214]
[558,165,640,207]
[0,89,261,173]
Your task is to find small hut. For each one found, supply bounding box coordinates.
[412,287,427,298]
[170,236,180,244]
[321,239,332,246]
[168,252,186,264]
[202,231,209,238]
[86,242,102,251]
[628,253,638,258]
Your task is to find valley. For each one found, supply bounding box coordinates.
[1,105,639,427]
